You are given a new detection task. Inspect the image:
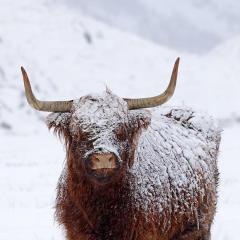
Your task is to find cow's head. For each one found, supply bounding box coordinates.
[20,58,179,185]
[46,93,151,185]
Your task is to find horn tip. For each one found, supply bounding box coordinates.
[20,66,25,72]
[20,66,30,84]
[20,66,27,76]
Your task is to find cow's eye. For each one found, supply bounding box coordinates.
[115,126,128,141]
[76,130,91,143]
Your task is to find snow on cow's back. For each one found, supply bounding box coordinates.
[132,106,221,215]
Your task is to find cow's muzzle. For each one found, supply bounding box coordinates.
[85,151,120,184]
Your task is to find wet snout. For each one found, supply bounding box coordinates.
[86,152,120,183]
[90,153,117,170]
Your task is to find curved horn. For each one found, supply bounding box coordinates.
[21,67,73,112]
[124,58,180,110]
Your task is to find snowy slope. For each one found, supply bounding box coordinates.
[0,0,179,134]
[62,0,240,54]
[0,0,240,135]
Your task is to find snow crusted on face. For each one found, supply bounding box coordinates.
[47,91,129,129]
[71,91,132,157]
[72,91,129,127]
[131,107,221,216]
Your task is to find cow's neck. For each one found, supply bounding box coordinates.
[65,172,136,238]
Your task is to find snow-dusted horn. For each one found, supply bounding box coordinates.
[20,67,73,112]
[124,58,180,110]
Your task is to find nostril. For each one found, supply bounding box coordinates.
[88,153,119,171]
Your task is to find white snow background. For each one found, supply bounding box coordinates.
[0,0,239,239]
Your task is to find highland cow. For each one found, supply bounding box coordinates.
[21,58,221,240]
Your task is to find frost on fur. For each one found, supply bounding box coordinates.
[46,91,221,240]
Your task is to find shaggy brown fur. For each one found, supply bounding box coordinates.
[49,117,143,240]
[48,117,219,240]
[46,94,220,240]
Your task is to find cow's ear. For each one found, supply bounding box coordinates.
[46,112,71,139]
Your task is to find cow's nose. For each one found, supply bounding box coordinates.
[89,153,117,170]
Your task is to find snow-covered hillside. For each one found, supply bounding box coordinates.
[62,0,240,54]
[0,0,240,239]
[0,0,240,134]
[0,0,180,134]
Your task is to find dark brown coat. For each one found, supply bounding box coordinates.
[47,93,221,240]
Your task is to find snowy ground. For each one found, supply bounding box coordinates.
[0,0,240,239]
[0,129,65,240]
[212,124,240,240]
